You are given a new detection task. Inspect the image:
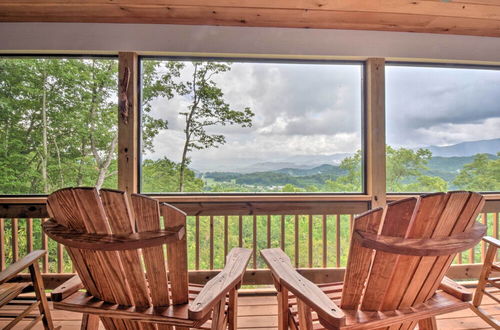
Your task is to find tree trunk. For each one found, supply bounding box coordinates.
[41,69,49,194]
[94,132,118,190]
[52,136,64,187]
[178,139,189,192]
[178,63,199,192]
[76,138,86,186]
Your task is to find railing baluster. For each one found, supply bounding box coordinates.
[308,215,313,268]
[57,244,64,273]
[238,215,243,248]
[210,216,214,270]
[322,215,327,268]
[336,214,341,268]
[253,215,257,269]
[27,218,33,253]
[349,214,354,234]
[494,212,499,239]
[280,215,285,251]
[0,218,4,271]
[195,215,200,270]
[469,246,474,264]
[481,213,487,262]
[294,215,299,268]
[224,215,228,264]
[495,212,499,262]
[41,218,48,272]
[12,218,18,263]
[267,215,271,249]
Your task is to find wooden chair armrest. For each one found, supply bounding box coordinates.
[261,248,345,328]
[43,219,185,251]
[483,236,500,248]
[439,276,472,302]
[0,250,46,285]
[51,275,84,302]
[188,248,252,320]
[354,221,486,256]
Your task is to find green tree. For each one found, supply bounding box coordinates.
[281,184,305,192]
[454,153,500,191]
[0,58,119,193]
[386,146,444,192]
[325,150,362,192]
[143,61,254,192]
[141,157,204,193]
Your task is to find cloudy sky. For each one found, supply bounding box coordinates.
[143,60,500,172]
[386,65,500,148]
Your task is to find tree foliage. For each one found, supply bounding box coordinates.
[0,58,118,193]
[2,58,500,274]
[454,153,500,191]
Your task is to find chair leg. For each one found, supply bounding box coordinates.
[470,243,500,329]
[297,300,313,330]
[80,314,100,330]
[473,243,497,307]
[29,261,54,329]
[277,287,289,330]
[211,297,227,330]
[418,317,437,330]
[228,288,238,330]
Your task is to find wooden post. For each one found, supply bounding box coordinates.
[365,58,386,208]
[118,52,139,194]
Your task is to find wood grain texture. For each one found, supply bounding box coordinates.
[261,248,346,328]
[365,58,386,208]
[340,207,383,309]
[361,198,418,311]
[189,247,251,319]
[47,188,251,329]
[470,236,500,328]
[161,202,189,305]
[117,52,138,195]
[51,275,84,302]
[3,1,500,37]
[131,193,171,307]
[265,191,486,330]
[354,221,486,256]
[438,276,472,302]
[43,218,184,251]
[0,199,371,218]
[0,250,54,329]
[0,250,46,285]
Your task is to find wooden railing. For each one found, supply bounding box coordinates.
[0,197,498,286]
[186,214,356,271]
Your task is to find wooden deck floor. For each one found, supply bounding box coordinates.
[1,291,498,329]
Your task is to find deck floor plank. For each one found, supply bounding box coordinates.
[0,290,497,329]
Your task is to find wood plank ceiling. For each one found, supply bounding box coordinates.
[1,0,500,37]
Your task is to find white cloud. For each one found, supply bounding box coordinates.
[143,61,500,172]
[143,60,363,171]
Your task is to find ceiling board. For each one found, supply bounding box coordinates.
[1,0,500,37]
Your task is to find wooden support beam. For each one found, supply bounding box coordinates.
[4,1,500,38]
[118,52,139,194]
[365,58,386,208]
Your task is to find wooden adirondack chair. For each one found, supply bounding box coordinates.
[471,236,500,329]
[0,250,54,329]
[43,187,252,330]
[262,191,486,330]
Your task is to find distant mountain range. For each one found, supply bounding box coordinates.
[194,138,499,174]
[427,138,500,157]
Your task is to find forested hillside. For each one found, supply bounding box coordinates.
[1,57,499,271]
